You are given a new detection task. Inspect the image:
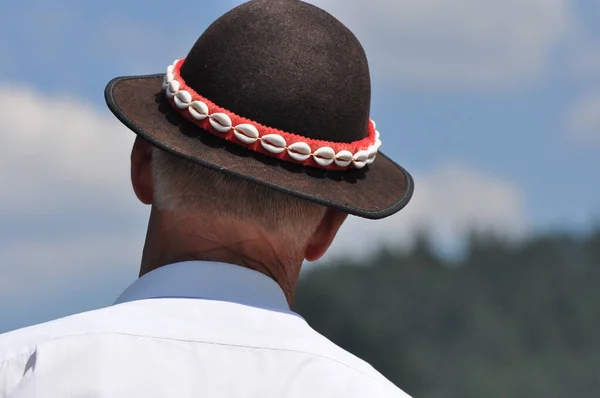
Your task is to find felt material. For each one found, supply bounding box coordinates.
[181,0,371,143]
[167,59,379,171]
[104,0,414,219]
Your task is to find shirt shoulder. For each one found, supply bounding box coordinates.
[0,305,117,363]
[0,299,412,397]
[296,331,410,396]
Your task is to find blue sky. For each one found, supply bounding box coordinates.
[1,0,599,332]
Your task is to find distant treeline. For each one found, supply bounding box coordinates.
[293,229,600,398]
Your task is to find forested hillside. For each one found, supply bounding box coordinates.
[294,229,600,398]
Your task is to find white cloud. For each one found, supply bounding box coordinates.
[322,163,528,261]
[305,0,572,88]
[0,86,135,212]
[566,93,600,143]
[569,42,600,82]
[0,86,145,308]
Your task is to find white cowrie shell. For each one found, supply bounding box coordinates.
[313,146,335,166]
[209,113,233,133]
[174,90,192,109]
[367,145,378,164]
[261,134,287,154]
[166,72,175,83]
[234,124,260,145]
[165,81,176,98]
[287,142,312,161]
[334,150,353,167]
[167,65,175,75]
[375,130,380,141]
[189,101,209,120]
[168,80,180,94]
[371,120,377,130]
[374,139,382,150]
[352,150,369,169]
[162,75,169,90]
[173,59,180,66]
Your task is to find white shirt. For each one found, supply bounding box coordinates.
[0,261,411,397]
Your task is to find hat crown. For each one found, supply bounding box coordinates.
[180,0,371,143]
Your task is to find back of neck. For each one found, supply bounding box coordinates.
[138,206,303,303]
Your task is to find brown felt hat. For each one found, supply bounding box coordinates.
[104,0,413,219]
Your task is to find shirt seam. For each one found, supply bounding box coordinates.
[0,331,387,385]
[0,348,36,368]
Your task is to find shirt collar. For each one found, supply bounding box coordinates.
[114,261,290,311]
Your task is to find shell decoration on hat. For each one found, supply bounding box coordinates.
[163,59,382,171]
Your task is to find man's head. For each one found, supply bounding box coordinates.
[106,0,413,300]
[130,136,347,299]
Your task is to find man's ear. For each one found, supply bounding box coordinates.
[304,208,348,262]
[131,136,154,205]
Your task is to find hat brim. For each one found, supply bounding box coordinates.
[105,74,413,219]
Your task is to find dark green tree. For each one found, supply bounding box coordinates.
[293,228,600,398]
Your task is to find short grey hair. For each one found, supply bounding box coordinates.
[151,148,327,244]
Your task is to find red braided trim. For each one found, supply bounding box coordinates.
[162,58,381,170]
